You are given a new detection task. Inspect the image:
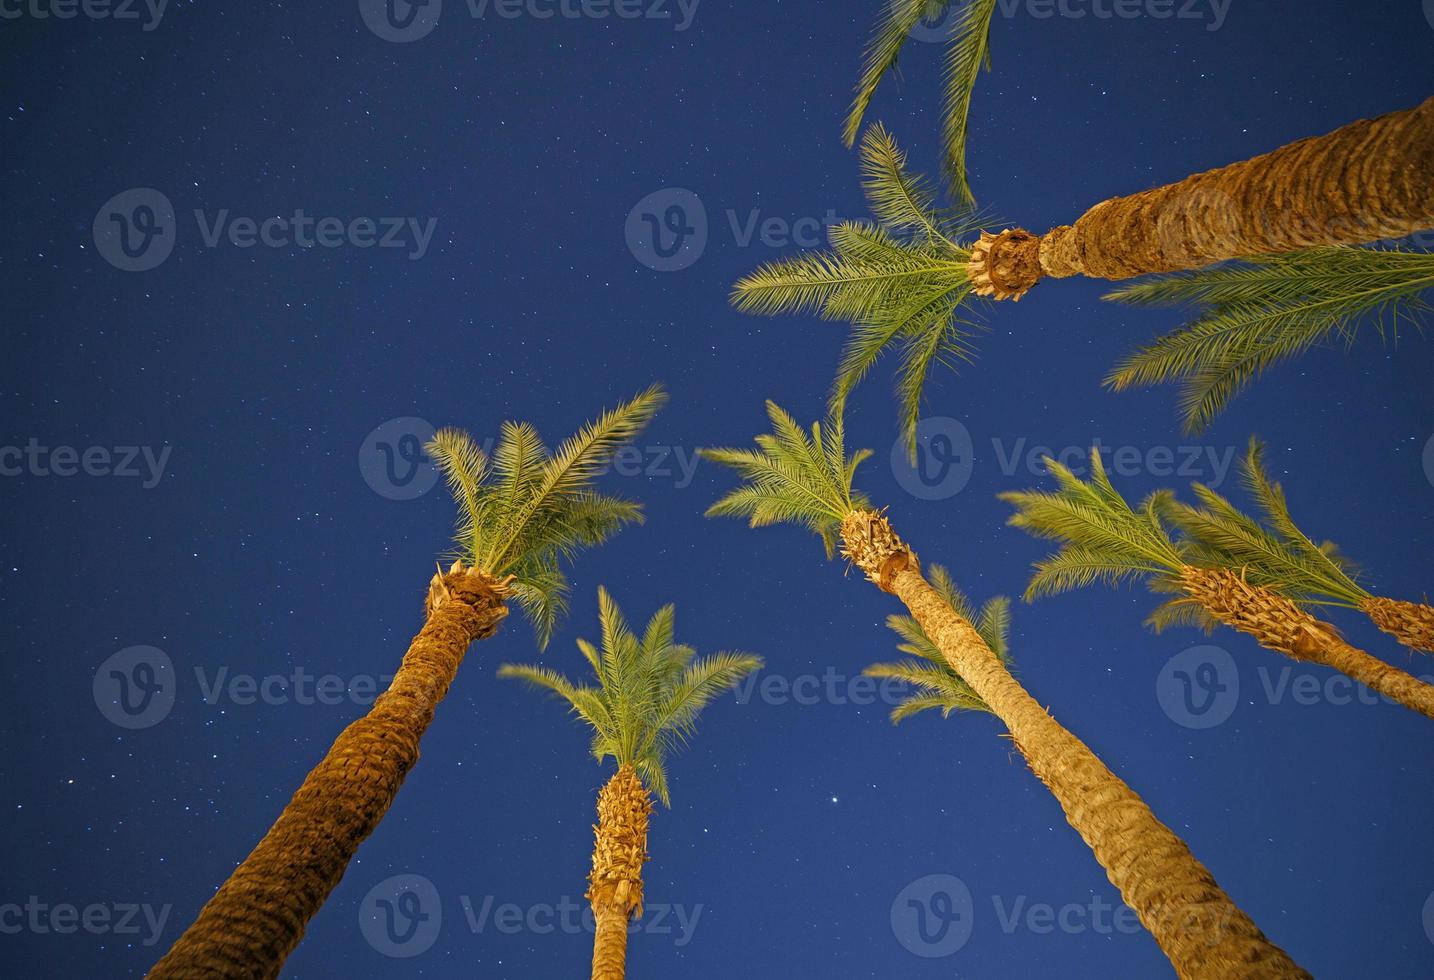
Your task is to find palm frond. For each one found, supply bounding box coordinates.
[1001,451,1187,602]
[939,0,998,206]
[1105,247,1434,433]
[427,386,665,648]
[501,590,761,806]
[732,130,987,457]
[1158,438,1370,608]
[866,563,1010,722]
[702,402,872,558]
[844,1,955,148]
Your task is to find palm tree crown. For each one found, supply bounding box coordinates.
[700,401,872,557]
[1105,246,1434,433]
[731,127,986,455]
[865,564,1011,722]
[425,385,667,648]
[1158,439,1372,611]
[498,588,762,806]
[845,0,1000,206]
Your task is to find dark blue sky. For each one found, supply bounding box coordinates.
[3,1,1432,977]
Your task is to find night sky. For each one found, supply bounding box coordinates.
[3,1,1433,977]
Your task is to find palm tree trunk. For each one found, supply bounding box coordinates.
[148,563,509,979]
[840,510,1310,979]
[588,764,652,980]
[1359,596,1434,654]
[969,96,1434,299]
[1181,567,1434,719]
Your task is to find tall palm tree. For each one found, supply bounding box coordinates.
[499,589,761,980]
[149,386,666,979]
[1160,439,1434,655]
[701,401,1311,979]
[845,0,1000,206]
[1104,247,1434,432]
[1001,447,1434,719]
[735,103,1433,440]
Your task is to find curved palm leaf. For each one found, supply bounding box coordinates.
[1105,247,1434,433]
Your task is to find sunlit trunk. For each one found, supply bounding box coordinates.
[149,563,509,979]
[970,96,1434,299]
[588,764,652,980]
[1360,596,1434,654]
[841,509,1311,979]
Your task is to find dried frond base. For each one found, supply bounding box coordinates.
[967,228,1043,301]
[587,764,653,921]
[424,560,511,638]
[840,509,918,593]
[1361,597,1434,654]
[1180,566,1336,660]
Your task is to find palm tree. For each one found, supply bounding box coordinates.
[1104,247,1434,432]
[499,589,761,980]
[1160,439,1434,655]
[1000,447,1434,719]
[702,401,1311,979]
[149,386,666,979]
[734,103,1433,441]
[845,0,1000,206]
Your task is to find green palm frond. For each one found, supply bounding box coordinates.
[844,0,997,206]
[732,129,986,455]
[865,563,1011,722]
[1001,450,1188,601]
[499,588,761,806]
[1104,247,1434,433]
[701,401,872,558]
[1157,438,1370,609]
[426,385,666,648]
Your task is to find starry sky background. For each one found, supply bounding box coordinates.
[2,1,1433,977]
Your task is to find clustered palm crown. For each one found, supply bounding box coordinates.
[498,588,762,806]
[865,564,1012,722]
[1001,439,1379,631]
[731,128,986,454]
[425,385,667,648]
[700,401,872,557]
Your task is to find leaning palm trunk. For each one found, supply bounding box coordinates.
[1359,596,1434,655]
[1181,568,1434,718]
[969,96,1434,299]
[841,511,1309,979]
[588,764,652,980]
[149,564,509,979]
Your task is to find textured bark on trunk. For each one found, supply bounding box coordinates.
[1360,596,1434,655]
[588,764,652,980]
[969,96,1434,299]
[840,510,1310,979]
[1181,567,1434,720]
[149,563,509,979]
